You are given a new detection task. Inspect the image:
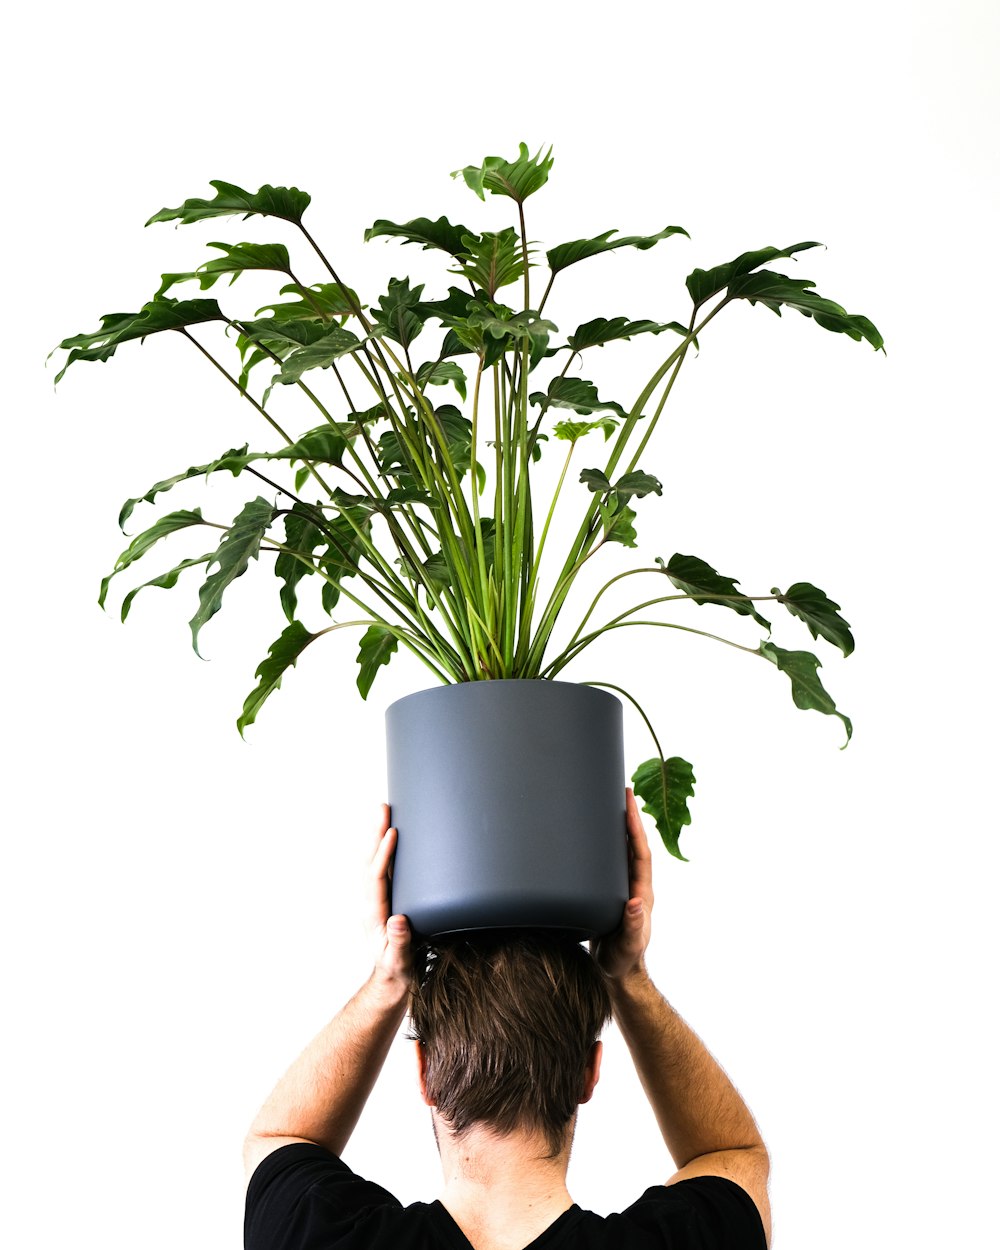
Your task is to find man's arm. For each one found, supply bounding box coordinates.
[243,808,412,1182]
[594,791,772,1245]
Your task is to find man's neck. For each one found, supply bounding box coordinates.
[435,1118,574,1250]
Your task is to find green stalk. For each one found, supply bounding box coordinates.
[543,615,759,680]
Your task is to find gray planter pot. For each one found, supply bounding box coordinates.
[386,680,628,939]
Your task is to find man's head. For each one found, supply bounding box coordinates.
[408,931,612,1157]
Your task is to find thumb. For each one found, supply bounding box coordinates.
[387,914,410,944]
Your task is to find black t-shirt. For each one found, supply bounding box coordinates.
[245,1142,767,1249]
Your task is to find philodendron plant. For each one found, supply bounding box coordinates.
[53,144,882,860]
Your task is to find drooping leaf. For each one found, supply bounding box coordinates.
[52,297,225,383]
[726,270,884,350]
[563,316,673,353]
[452,143,554,203]
[274,505,329,621]
[119,554,214,622]
[189,498,278,657]
[579,469,662,508]
[156,242,293,297]
[632,756,696,861]
[418,286,479,326]
[364,215,473,257]
[234,316,335,388]
[356,625,398,699]
[371,277,426,348]
[256,281,360,322]
[547,226,689,276]
[237,620,318,739]
[772,583,854,657]
[463,307,556,368]
[99,509,207,607]
[450,229,525,299]
[118,448,251,531]
[318,508,373,613]
[530,376,627,420]
[758,640,852,746]
[146,180,311,227]
[662,553,771,630]
[685,242,822,309]
[415,359,467,400]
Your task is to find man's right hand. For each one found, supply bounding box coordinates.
[592,787,654,982]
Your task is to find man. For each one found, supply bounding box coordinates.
[244,790,771,1249]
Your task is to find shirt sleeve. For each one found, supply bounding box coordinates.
[244,1142,402,1250]
[615,1176,767,1248]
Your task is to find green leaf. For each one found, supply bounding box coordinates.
[119,553,214,622]
[600,500,637,546]
[156,241,292,297]
[318,509,372,614]
[564,316,673,353]
[662,553,771,630]
[371,277,426,348]
[356,625,398,699]
[726,270,884,350]
[52,297,225,383]
[272,325,373,388]
[419,518,496,592]
[547,226,688,276]
[531,376,628,420]
[415,359,468,401]
[554,418,618,442]
[685,242,822,309]
[275,505,328,621]
[772,582,854,657]
[450,229,525,299]
[452,142,553,203]
[613,471,663,501]
[118,447,251,531]
[632,756,696,861]
[99,509,206,607]
[364,215,473,257]
[237,620,318,739]
[189,498,278,658]
[146,180,311,227]
[255,282,360,322]
[759,640,852,746]
[580,468,612,493]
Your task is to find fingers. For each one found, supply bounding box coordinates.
[374,802,391,853]
[370,823,397,919]
[625,787,654,906]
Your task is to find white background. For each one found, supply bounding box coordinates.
[3,2,997,1246]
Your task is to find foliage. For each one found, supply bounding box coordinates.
[53,145,882,859]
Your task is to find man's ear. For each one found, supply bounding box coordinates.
[414,1039,436,1107]
[579,1040,603,1105]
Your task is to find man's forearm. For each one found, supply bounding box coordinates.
[247,971,409,1157]
[610,966,765,1168]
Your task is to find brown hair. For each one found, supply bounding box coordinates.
[408,931,612,1157]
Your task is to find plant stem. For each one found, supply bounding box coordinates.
[543,617,759,680]
[579,681,664,762]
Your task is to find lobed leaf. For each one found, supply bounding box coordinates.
[189,497,278,657]
[452,142,553,204]
[662,553,771,630]
[237,620,318,738]
[773,582,854,657]
[100,509,207,608]
[531,376,627,420]
[415,359,468,401]
[371,277,426,348]
[156,242,292,298]
[356,625,398,698]
[272,325,375,389]
[52,297,225,383]
[364,215,473,257]
[758,641,852,746]
[118,448,250,531]
[564,316,674,353]
[727,270,884,349]
[275,506,328,621]
[256,282,360,322]
[120,553,214,622]
[146,180,311,227]
[450,229,525,300]
[632,756,696,861]
[547,226,688,277]
[686,241,822,309]
[599,499,638,547]
[554,418,618,442]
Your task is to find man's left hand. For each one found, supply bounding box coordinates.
[368,804,413,991]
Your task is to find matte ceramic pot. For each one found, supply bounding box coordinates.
[385,680,628,939]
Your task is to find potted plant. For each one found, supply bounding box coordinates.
[53,143,881,937]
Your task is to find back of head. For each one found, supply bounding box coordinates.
[409,931,612,1157]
